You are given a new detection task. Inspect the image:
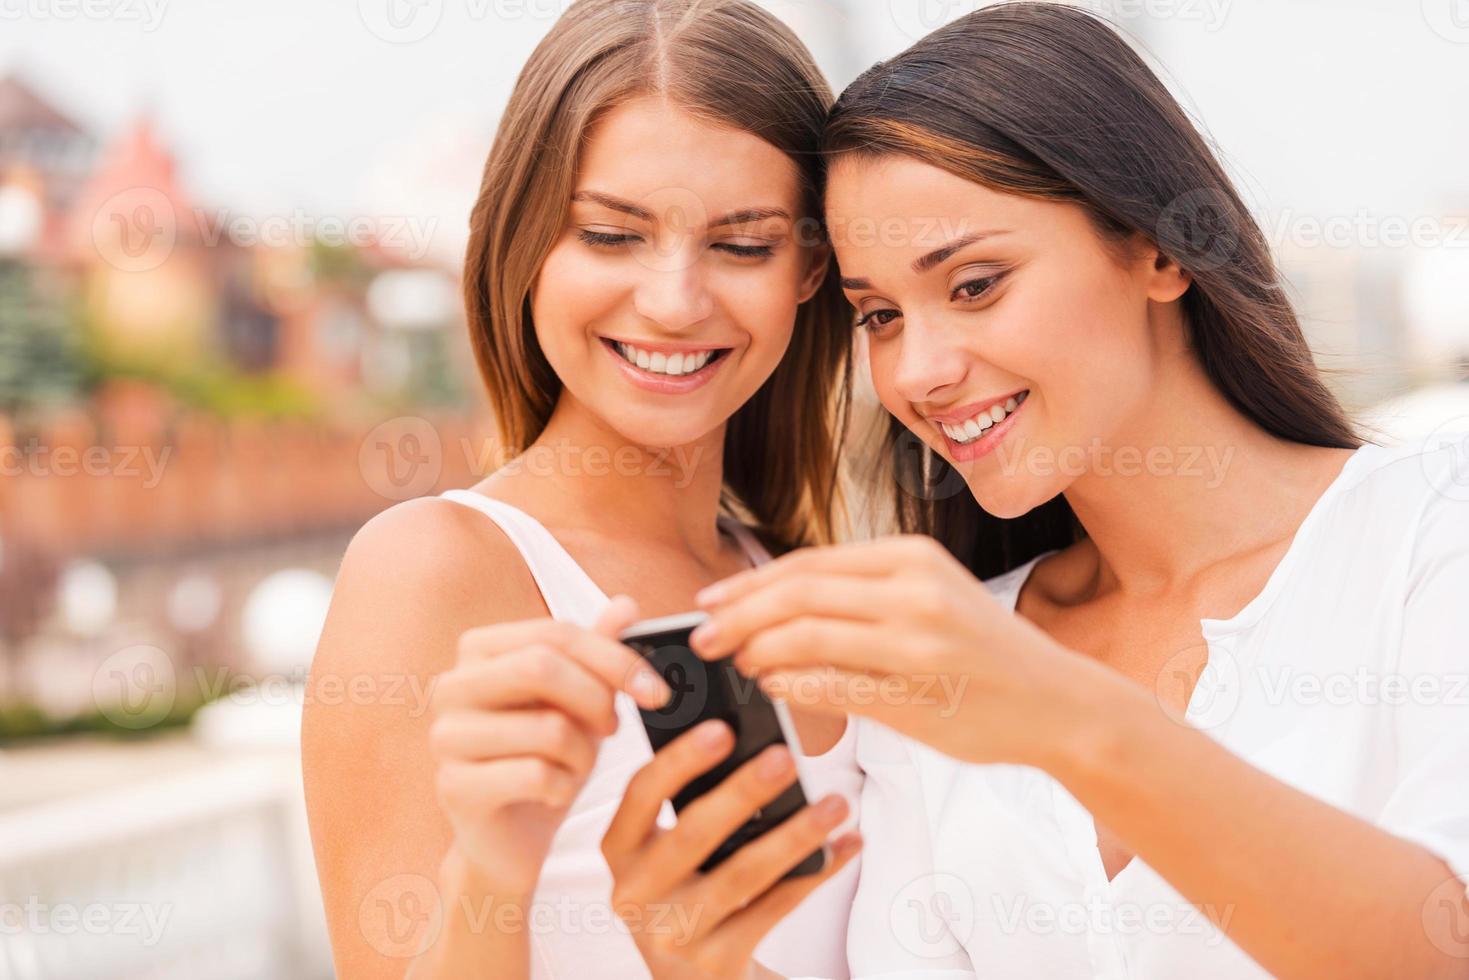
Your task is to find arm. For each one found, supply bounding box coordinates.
[302,498,544,978]
[694,535,1469,980]
[302,498,667,979]
[1052,673,1469,980]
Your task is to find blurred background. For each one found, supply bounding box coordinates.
[0,1,1465,977]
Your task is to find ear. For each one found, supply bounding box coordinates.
[1143,244,1192,303]
[796,241,833,305]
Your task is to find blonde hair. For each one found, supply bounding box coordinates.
[463,0,852,550]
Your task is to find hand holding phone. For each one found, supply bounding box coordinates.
[599,715,861,979]
[619,612,828,877]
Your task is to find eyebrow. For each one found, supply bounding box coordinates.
[913,233,988,274]
[840,230,1011,292]
[572,191,653,222]
[571,192,790,230]
[709,206,791,229]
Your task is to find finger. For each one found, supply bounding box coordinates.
[434,645,620,734]
[601,719,734,866]
[594,594,641,639]
[682,792,851,937]
[689,574,891,659]
[459,619,669,710]
[696,536,947,609]
[627,744,801,898]
[429,708,598,775]
[435,756,582,812]
[756,668,873,719]
[735,617,898,676]
[705,833,862,957]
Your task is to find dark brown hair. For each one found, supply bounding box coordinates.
[823,1,1358,579]
[463,0,852,550]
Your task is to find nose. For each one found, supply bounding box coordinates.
[633,252,714,332]
[889,317,969,404]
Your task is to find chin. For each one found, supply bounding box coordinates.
[605,413,719,452]
[964,478,1056,521]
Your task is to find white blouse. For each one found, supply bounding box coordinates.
[844,435,1469,979]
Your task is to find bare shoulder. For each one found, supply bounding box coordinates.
[301,495,548,977]
[302,493,547,768]
[330,494,546,636]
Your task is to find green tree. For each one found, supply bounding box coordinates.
[0,260,86,412]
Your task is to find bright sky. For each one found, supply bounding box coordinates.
[3,0,1466,265]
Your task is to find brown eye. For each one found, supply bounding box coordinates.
[953,276,998,301]
[855,308,901,334]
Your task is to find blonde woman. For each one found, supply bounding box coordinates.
[302,2,862,977]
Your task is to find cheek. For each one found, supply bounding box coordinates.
[866,338,917,422]
[1016,259,1156,439]
[715,258,804,361]
[529,241,619,358]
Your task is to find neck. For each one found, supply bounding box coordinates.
[494,393,731,563]
[1059,326,1350,598]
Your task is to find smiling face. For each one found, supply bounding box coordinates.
[530,96,827,450]
[826,154,1190,518]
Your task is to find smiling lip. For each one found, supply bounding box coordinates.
[599,337,732,395]
[600,335,732,356]
[927,389,1029,426]
[929,389,1030,462]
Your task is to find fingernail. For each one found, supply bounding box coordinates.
[689,621,717,649]
[631,669,668,706]
[833,832,862,857]
[758,745,792,779]
[696,583,727,607]
[815,794,847,823]
[698,720,731,747]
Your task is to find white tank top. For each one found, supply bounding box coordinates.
[439,490,861,979]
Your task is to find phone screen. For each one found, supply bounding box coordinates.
[620,615,826,878]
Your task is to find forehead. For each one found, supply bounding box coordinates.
[826,156,1007,236]
[824,154,1075,268]
[576,97,803,215]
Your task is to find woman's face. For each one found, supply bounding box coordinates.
[825,155,1189,518]
[531,96,827,449]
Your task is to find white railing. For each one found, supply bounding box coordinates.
[0,750,332,980]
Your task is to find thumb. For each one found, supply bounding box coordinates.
[594,593,641,639]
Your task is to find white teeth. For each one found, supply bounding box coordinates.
[937,392,1027,445]
[612,341,717,376]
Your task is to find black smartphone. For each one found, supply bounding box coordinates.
[619,611,829,878]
